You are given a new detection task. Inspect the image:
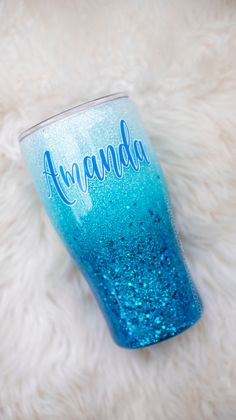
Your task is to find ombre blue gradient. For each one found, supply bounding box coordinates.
[20,97,203,349]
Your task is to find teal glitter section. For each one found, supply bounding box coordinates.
[21,97,203,349]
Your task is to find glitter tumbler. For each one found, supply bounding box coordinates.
[20,93,203,349]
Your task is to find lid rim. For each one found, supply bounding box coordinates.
[19,92,128,142]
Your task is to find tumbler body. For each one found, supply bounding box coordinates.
[20,94,203,348]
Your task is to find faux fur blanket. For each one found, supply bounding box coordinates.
[0,1,236,419]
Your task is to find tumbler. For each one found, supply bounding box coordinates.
[20,93,203,349]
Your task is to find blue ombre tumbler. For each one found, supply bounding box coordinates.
[20,93,203,349]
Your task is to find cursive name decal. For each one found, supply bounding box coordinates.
[43,119,150,206]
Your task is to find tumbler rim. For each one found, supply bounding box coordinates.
[19,92,128,142]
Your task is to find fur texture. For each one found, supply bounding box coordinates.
[0,1,236,419]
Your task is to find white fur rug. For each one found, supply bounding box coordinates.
[1,1,236,419]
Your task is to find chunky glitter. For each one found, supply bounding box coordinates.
[20,94,203,349]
